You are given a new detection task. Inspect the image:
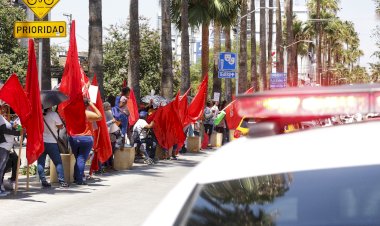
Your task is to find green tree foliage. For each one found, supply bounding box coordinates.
[0,0,27,83]
[103,18,163,98]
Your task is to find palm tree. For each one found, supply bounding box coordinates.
[275,0,284,73]
[238,0,248,93]
[129,0,140,101]
[251,0,258,91]
[213,22,222,99]
[180,0,190,95]
[161,0,173,99]
[267,0,274,77]
[285,0,296,87]
[260,0,267,89]
[88,0,104,97]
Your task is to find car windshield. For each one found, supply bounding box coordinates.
[176,165,380,226]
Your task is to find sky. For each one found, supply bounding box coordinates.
[49,0,378,68]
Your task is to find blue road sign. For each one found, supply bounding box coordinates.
[270,73,287,89]
[218,71,236,79]
[219,52,237,71]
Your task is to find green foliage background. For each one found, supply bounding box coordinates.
[0,0,27,83]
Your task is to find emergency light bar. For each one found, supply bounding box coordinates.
[236,84,380,118]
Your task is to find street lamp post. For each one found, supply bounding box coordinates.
[234,6,277,96]
[281,39,313,86]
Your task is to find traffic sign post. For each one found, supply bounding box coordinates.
[14,21,66,38]
[218,71,237,79]
[218,52,237,79]
[270,73,287,89]
[219,52,237,71]
[22,0,60,19]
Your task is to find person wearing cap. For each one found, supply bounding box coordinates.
[132,111,155,164]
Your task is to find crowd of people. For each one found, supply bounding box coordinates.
[0,86,231,196]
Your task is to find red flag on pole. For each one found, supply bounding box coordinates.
[91,76,112,163]
[0,74,31,125]
[58,20,87,136]
[183,76,208,126]
[127,88,139,127]
[25,39,44,164]
[153,95,186,150]
[224,87,254,130]
[122,79,127,88]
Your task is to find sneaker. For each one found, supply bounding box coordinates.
[7,179,15,190]
[76,181,87,185]
[41,181,51,188]
[59,182,69,188]
[171,156,178,160]
[0,190,9,197]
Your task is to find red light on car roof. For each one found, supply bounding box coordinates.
[236,84,380,118]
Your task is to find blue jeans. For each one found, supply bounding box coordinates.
[0,147,9,189]
[120,113,129,136]
[37,143,65,183]
[69,136,93,183]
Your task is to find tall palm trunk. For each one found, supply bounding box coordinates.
[89,0,104,97]
[201,23,210,80]
[316,0,322,85]
[129,0,140,101]
[180,0,190,95]
[259,0,267,90]
[276,0,284,73]
[238,0,247,93]
[251,0,258,91]
[224,27,232,103]
[267,0,274,76]
[161,0,173,99]
[41,15,51,90]
[285,0,295,86]
[212,22,221,99]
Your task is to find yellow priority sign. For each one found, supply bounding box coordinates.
[14,21,66,38]
[22,0,60,19]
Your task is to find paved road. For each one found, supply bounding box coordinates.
[0,150,214,226]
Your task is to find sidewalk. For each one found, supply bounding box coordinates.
[1,149,215,226]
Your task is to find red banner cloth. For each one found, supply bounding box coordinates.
[0,74,31,125]
[91,76,112,163]
[224,87,254,130]
[127,88,139,127]
[58,20,87,136]
[153,95,186,150]
[178,89,190,126]
[24,39,44,164]
[183,76,208,126]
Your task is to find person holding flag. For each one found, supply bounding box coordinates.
[69,98,102,185]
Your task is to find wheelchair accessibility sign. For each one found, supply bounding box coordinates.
[219,52,237,71]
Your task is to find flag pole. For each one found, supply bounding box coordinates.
[14,129,23,193]
[26,161,29,191]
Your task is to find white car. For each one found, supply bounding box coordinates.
[144,84,380,226]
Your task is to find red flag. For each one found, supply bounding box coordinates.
[58,20,87,136]
[153,95,186,150]
[183,76,208,126]
[92,76,112,163]
[127,88,139,127]
[25,39,44,164]
[224,87,254,130]
[0,74,31,125]
[123,79,127,88]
